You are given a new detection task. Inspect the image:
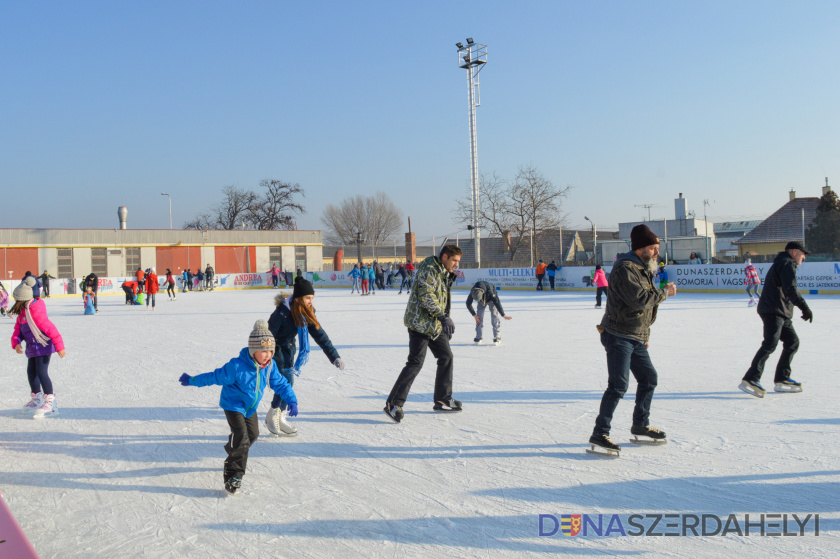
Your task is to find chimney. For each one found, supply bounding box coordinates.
[502,231,511,252]
[674,193,687,220]
[789,189,796,201]
[823,177,832,196]
[118,206,128,230]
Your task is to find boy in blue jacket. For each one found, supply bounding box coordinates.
[179,319,298,494]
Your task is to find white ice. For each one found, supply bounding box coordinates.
[1,288,837,558]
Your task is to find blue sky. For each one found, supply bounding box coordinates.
[2,2,838,244]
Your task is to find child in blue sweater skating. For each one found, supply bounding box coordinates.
[179,320,298,494]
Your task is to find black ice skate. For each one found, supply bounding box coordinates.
[774,379,803,393]
[224,477,242,495]
[384,402,403,423]
[739,379,766,398]
[433,398,462,412]
[474,337,482,344]
[587,434,620,457]
[493,336,501,345]
[629,425,667,444]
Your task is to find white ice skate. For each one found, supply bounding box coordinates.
[265,407,297,436]
[738,379,766,398]
[774,379,803,393]
[748,297,756,307]
[493,337,501,346]
[32,394,58,419]
[21,392,43,415]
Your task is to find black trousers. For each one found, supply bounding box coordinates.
[596,287,608,306]
[548,276,555,290]
[223,410,260,481]
[536,274,545,290]
[744,314,799,384]
[387,328,454,407]
[43,282,50,297]
[167,283,176,298]
[123,286,134,304]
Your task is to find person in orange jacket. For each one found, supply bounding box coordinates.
[135,267,146,292]
[145,268,159,310]
[535,260,548,291]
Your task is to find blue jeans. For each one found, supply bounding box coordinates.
[746,284,760,297]
[351,278,360,291]
[593,331,658,436]
[271,368,296,410]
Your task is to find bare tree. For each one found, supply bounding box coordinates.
[509,165,571,262]
[453,172,514,237]
[321,192,403,256]
[247,179,306,230]
[184,181,305,230]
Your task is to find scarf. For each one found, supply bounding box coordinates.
[25,300,50,347]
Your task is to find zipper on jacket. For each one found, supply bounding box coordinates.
[246,360,262,414]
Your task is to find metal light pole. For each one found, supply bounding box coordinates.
[585,216,598,265]
[456,38,487,267]
[161,193,172,229]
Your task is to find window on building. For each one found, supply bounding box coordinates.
[91,248,107,276]
[126,247,141,273]
[269,246,282,268]
[57,248,73,279]
[295,246,307,272]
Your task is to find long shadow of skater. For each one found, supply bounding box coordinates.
[200,515,646,555]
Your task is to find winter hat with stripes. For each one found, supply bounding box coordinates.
[248,319,275,357]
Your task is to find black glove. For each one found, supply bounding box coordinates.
[439,316,455,337]
[801,306,813,323]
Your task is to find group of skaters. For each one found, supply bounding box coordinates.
[181,265,215,293]
[269,264,304,289]
[348,260,415,295]
[5,224,817,493]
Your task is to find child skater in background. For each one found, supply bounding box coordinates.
[0,281,10,317]
[83,287,96,315]
[10,277,66,418]
[744,257,761,307]
[178,320,298,495]
[265,276,344,436]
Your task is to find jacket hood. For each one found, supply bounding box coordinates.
[274,293,292,307]
[614,251,645,267]
[237,347,257,364]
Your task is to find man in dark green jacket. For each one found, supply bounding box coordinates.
[589,224,676,455]
[385,245,462,423]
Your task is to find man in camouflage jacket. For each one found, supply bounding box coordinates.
[385,245,462,422]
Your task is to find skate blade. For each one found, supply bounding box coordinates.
[270,431,298,437]
[32,411,59,420]
[629,436,667,444]
[738,384,765,398]
[774,385,803,393]
[586,445,619,457]
[433,407,462,412]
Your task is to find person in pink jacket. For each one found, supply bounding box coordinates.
[10,277,66,418]
[594,265,609,309]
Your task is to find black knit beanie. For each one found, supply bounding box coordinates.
[630,224,660,251]
[293,276,315,299]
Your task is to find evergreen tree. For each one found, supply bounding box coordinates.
[805,190,840,253]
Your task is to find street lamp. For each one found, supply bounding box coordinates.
[585,216,598,265]
[161,193,172,229]
[456,38,487,267]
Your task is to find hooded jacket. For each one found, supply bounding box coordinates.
[465,281,505,316]
[403,256,456,339]
[268,294,340,370]
[756,251,808,319]
[599,252,667,342]
[189,347,296,418]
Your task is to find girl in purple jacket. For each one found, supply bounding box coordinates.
[10,277,66,418]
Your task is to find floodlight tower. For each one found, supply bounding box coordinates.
[456,38,487,267]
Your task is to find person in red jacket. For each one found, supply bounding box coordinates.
[593,265,609,309]
[164,269,177,301]
[145,268,159,310]
[121,281,139,305]
[405,260,415,289]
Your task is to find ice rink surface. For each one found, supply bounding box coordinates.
[1,287,837,558]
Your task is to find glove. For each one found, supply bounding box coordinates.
[801,306,813,323]
[334,359,345,371]
[287,402,299,417]
[179,373,192,386]
[439,316,455,337]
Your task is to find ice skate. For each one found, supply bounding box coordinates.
[265,407,298,436]
[32,394,58,419]
[493,337,501,346]
[629,425,667,444]
[21,392,43,415]
[587,434,620,457]
[384,402,403,423]
[433,398,462,412]
[224,477,241,495]
[774,379,803,393]
[595,305,601,309]
[739,379,766,398]
[474,337,482,344]
[748,297,756,307]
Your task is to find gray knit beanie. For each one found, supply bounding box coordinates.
[13,277,36,303]
[248,319,275,357]
[470,286,486,302]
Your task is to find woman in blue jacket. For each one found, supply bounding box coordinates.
[179,319,297,494]
[348,264,361,294]
[265,276,345,436]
